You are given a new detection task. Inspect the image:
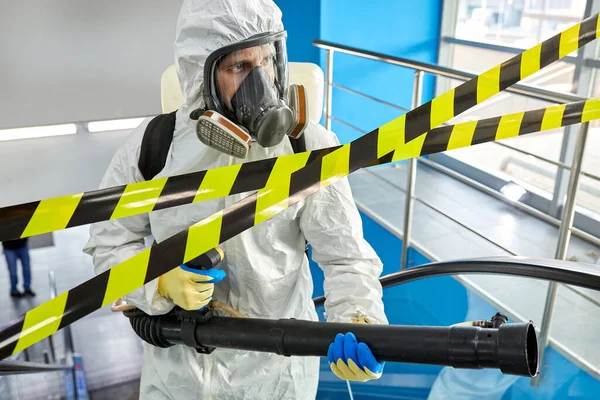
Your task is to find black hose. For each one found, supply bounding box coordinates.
[126,310,538,377]
[127,257,591,378]
[313,257,600,307]
[125,309,173,348]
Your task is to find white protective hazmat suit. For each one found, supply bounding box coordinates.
[83,0,388,398]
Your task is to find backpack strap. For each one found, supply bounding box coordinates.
[288,134,306,155]
[138,111,177,181]
[288,134,310,257]
[139,112,305,181]
[138,115,312,257]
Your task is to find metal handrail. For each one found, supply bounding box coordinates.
[49,271,75,355]
[318,36,598,384]
[47,271,57,363]
[353,200,600,381]
[332,83,411,112]
[582,170,600,182]
[0,272,76,375]
[500,156,600,195]
[330,117,367,135]
[0,359,70,376]
[494,141,600,184]
[364,166,600,309]
[328,73,600,181]
[363,169,518,256]
[332,113,600,248]
[400,71,424,270]
[313,39,587,104]
[494,141,571,170]
[442,36,580,64]
[418,157,600,248]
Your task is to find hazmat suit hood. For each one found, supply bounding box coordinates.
[174,0,285,111]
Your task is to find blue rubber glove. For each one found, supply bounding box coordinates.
[327,332,385,382]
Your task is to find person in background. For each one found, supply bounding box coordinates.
[2,238,35,297]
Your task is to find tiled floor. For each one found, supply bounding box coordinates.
[0,160,599,397]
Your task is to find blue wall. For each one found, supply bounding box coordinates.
[274,0,321,64]
[275,0,444,144]
[319,0,443,144]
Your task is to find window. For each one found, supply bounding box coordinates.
[455,0,587,47]
[439,0,600,233]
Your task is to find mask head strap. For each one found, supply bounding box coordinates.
[287,84,309,139]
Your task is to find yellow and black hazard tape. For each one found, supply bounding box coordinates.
[0,147,341,242]
[0,13,599,359]
[1,100,599,360]
[0,12,597,242]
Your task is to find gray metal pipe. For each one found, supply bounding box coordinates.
[418,158,600,248]
[532,122,590,387]
[401,71,424,270]
[313,40,586,104]
[324,49,334,131]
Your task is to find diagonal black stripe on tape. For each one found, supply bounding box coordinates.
[518,108,546,136]
[0,201,40,241]
[289,160,326,208]
[378,151,394,166]
[306,149,324,165]
[230,158,276,195]
[349,129,379,170]
[361,150,394,168]
[540,34,561,69]
[58,272,110,330]
[306,146,343,165]
[499,54,522,91]
[472,116,502,146]
[219,193,260,243]
[454,78,479,117]
[154,172,207,211]
[420,125,454,156]
[145,229,189,281]
[366,154,390,168]
[67,187,126,228]
[290,157,323,198]
[562,100,586,127]
[0,315,25,360]
[405,102,432,143]
[579,14,599,49]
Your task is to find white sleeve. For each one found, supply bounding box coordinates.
[298,125,388,325]
[82,123,174,316]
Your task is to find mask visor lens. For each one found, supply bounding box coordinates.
[207,34,288,126]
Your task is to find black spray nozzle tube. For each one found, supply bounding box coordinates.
[158,316,538,377]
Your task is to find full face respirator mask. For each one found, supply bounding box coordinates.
[190,31,308,159]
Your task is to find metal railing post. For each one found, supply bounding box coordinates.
[401,70,424,270]
[47,271,57,363]
[324,49,334,131]
[531,122,589,386]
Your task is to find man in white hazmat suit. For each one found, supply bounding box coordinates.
[83,0,388,398]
